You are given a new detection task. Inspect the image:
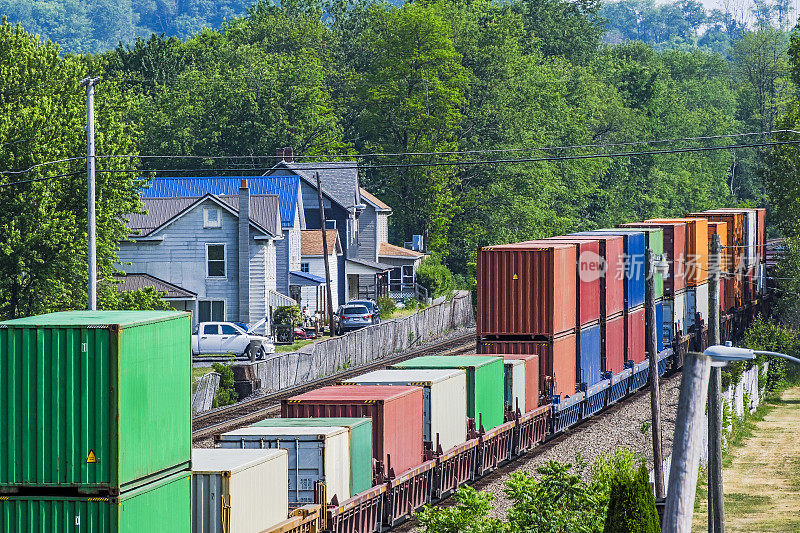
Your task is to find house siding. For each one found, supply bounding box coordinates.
[359,206,378,263]
[300,255,340,313]
[377,213,388,247]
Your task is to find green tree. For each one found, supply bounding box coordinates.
[603,464,660,533]
[0,21,141,319]
[417,486,502,533]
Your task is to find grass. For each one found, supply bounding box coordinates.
[274,338,315,353]
[384,307,417,319]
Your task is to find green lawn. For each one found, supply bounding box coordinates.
[191,366,215,393]
[274,338,315,353]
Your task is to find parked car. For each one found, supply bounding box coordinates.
[336,304,375,335]
[192,322,275,358]
[346,299,381,325]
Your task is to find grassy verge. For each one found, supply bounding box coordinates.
[191,366,215,393]
[274,338,315,353]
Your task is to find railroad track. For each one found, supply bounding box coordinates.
[192,330,477,442]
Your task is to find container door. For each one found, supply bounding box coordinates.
[503,364,512,408]
[655,302,664,352]
[422,386,432,443]
[513,363,526,412]
[686,290,696,329]
[663,300,674,344]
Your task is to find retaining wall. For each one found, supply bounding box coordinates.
[254,291,475,391]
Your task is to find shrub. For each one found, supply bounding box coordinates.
[211,362,238,407]
[274,305,301,325]
[603,464,661,533]
[416,256,455,299]
[745,315,800,391]
[377,296,396,318]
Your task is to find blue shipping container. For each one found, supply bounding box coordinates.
[655,300,664,352]
[574,230,646,309]
[579,324,602,386]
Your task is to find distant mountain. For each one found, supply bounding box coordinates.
[0,0,258,52]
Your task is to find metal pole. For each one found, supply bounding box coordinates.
[664,351,712,533]
[708,233,725,533]
[81,76,101,311]
[646,249,665,499]
[316,172,336,336]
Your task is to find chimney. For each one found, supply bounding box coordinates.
[238,179,250,324]
[276,147,285,162]
[284,146,294,163]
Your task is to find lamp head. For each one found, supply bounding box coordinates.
[703,345,755,367]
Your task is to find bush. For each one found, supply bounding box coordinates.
[377,296,396,318]
[603,464,661,533]
[744,315,800,391]
[416,256,455,299]
[211,362,238,407]
[274,305,301,325]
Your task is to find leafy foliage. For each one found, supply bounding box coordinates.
[100,286,170,311]
[745,314,800,391]
[377,296,396,319]
[603,464,661,533]
[416,255,455,299]
[211,362,238,407]
[273,305,302,325]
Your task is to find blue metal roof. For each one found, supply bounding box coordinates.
[289,271,326,285]
[141,176,299,228]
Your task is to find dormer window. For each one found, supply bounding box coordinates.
[204,208,221,228]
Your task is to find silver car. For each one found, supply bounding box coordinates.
[336,305,374,334]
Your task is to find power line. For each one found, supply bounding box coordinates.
[0,171,84,189]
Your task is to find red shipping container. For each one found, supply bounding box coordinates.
[478,333,577,399]
[559,234,625,319]
[601,314,625,374]
[477,243,576,337]
[282,385,424,475]
[494,353,540,409]
[537,238,601,327]
[620,221,686,296]
[625,306,646,364]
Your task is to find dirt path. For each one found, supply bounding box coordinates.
[696,386,800,532]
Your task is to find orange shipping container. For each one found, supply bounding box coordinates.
[707,221,733,313]
[478,334,577,399]
[689,211,745,308]
[647,218,708,287]
[477,243,577,338]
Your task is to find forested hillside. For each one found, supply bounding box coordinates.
[0,0,796,314]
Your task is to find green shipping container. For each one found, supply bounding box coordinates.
[391,356,504,430]
[0,311,191,492]
[250,417,373,495]
[617,226,664,300]
[0,470,191,533]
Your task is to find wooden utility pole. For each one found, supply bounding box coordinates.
[646,249,665,499]
[708,233,725,533]
[664,351,712,533]
[316,172,336,336]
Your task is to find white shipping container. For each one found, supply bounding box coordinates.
[687,283,709,328]
[503,359,526,413]
[192,448,289,533]
[216,426,350,505]
[341,368,468,450]
[662,291,687,345]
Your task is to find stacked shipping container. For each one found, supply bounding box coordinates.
[0,311,193,533]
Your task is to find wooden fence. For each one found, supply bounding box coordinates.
[256,291,475,391]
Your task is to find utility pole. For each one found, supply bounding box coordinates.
[646,249,665,499]
[708,233,725,533]
[81,76,101,311]
[316,172,336,336]
[664,351,712,533]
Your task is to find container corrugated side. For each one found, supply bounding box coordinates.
[687,283,710,327]
[625,306,646,364]
[647,218,708,286]
[755,207,766,262]
[691,211,744,308]
[477,335,576,399]
[621,222,687,296]
[477,244,576,337]
[503,359,527,412]
[215,426,350,504]
[0,470,191,533]
[601,315,625,374]
[192,449,289,533]
[662,291,687,345]
[499,354,539,409]
[281,385,424,476]
[709,209,756,268]
[613,226,665,300]
[540,238,602,327]
[340,369,467,451]
[250,417,372,496]
[391,356,504,431]
[0,311,191,492]
[575,230,646,309]
[655,301,664,352]
[562,234,625,318]
[579,324,602,386]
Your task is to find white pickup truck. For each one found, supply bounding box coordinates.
[191,321,275,358]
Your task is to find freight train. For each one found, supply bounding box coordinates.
[0,208,769,533]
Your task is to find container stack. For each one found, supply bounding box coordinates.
[0,311,193,533]
[574,230,646,365]
[689,210,744,311]
[706,221,729,314]
[476,243,579,399]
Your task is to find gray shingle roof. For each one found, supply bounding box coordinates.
[126,194,281,238]
[113,273,196,298]
[266,161,360,210]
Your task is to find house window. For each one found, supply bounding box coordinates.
[300,262,310,273]
[402,265,414,286]
[199,300,225,322]
[389,267,402,291]
[203,208,221,228]
[389,265,415,291]
[206,244,226,277]
[325,219,336,229]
